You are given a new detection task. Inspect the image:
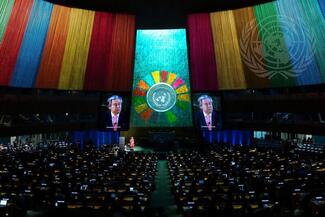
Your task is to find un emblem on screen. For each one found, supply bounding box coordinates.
[146,83,177,112]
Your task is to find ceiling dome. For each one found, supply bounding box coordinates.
[48,0,274,28]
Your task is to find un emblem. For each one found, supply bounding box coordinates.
[240,15,315,79]
[146,83,177,112]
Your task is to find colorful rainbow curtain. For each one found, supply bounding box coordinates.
[1,0,323,91]
[10,0,53,87]
[0,0,34,85]
[0,0,135,91]
[188,0,325,91]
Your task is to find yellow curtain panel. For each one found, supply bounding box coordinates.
[58,8,94,89]
[210,10,247,90]
[36,5,71,89]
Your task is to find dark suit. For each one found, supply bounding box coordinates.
[103,112,129,131]
[194,110,222,131]
[195,110,222,147]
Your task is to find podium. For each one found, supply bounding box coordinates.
[149,130,175,151]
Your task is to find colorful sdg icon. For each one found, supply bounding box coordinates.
[133,70,191,123]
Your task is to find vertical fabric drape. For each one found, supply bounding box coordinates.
[186,0,324,90]
[58,8,94,90]
[84,13,135,91]
[275,0,321,86]
[232,7,270,89]
[105,14,135,91]
[298,0,325,83]
[210,10,247,90]
[10,0,53,87]
[0,2,136,91]
[318,0,325,18]
[254,2,296,87]
[0,0,34,85]
[187,13,218,91]
[35,5,71,89]
[0,0,14,43]
[84,12,114,91]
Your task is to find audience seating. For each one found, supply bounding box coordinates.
[168,147,325,217]
[0,144,157,217]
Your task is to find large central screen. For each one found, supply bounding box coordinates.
[131,29,192,127]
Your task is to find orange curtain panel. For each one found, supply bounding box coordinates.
[35,5,71,89]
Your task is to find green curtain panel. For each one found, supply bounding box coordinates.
[0,0,14,43]
[254,1,296,87]
[298,0,325,83]
[275,0,322,86]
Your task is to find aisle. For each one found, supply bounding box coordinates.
[150,160,180,217]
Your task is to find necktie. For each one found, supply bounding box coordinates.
[205,115,212,131]
[113,115,118,131]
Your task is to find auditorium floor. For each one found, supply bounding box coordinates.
[149,160,180,217]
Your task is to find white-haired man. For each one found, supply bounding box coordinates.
[105,95,128,131]
[195,94,222,132]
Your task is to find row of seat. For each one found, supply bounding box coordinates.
[0,145,157,216]
[167,147,325,217]
[296,143,324,154]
